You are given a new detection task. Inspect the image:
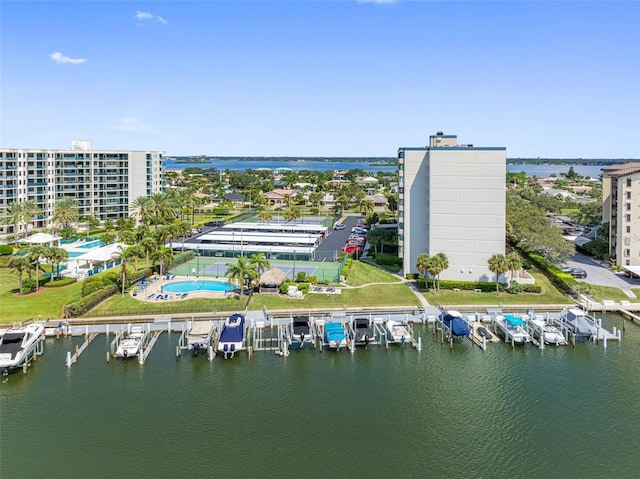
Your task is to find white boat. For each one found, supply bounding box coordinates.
[115,326,147,359]
[217,314,246,359]
[186,321,214,355]
[495,314,531,344]
[0,323,44,375]
[530,315,567,345]
[323,322,347,350]
[385,318,412,344]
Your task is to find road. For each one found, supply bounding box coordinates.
[566,252,638,289]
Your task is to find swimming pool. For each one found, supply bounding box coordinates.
[162,280,231,294]
[77,240,105,249]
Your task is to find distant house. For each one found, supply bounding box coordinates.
[264,189,293,207]
[364,194,388,211]
[211,193,246,205]
[321,193,337,209]
[356,176,379,186]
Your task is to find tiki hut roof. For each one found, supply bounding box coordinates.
[259,267,287,286]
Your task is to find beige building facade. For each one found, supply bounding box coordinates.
[398,132,506,282]
[0,141,164,238]
[602,163,640,267]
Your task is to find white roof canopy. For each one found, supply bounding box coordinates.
[22,233,59,245]
[75,243,129,263]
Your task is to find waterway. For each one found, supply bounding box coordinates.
[164,158,608,179]
[1,314,639,478]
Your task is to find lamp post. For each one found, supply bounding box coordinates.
[197,248,200,277]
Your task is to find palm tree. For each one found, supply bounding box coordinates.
[1,202,24,247]
[151,246,172,276]
[47,247,68,282]
[249,253,270,275]
[113,245,133,297]
[52,197,79,228]
[416,253,431,289]
[505,251,523,287]
[488,253,508,294]
[140,236,157,267]
[258,210,273,224]
[27,245,46,292]
[174,221,192,251]
[359,199,374,216]
[130,196,154,227]
[429,252,449,293]
[225,256,259,295]
[8,256,30,295]
[21,199,41,237]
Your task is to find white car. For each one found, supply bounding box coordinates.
[334,224,346,230]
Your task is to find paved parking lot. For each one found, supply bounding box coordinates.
[317,215,362,253]
[567,252,638,289]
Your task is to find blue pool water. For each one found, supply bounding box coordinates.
[67,251,83,258]
[162,280,231,294]
[77,240,105,249]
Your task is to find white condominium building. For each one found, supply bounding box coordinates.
[602,162,640,267]
[0,141,163,237]
[398,132,506,282]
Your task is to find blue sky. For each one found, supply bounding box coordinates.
[1,1,639,158]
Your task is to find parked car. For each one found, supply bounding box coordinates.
[341,246,363,254]
[334,223,346,230]
[570,268,587,279]
[623,270,640,279]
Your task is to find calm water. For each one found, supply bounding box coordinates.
[2,314,639,478]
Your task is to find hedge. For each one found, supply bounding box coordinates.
[419,278,542,294]
[0,245,13,255]
[64,284,119,318]
[167,250,196,269]
[43,277,77,288]
[375,253,402,266]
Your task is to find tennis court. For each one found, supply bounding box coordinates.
[169,256,340,283]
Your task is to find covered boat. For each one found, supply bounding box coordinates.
[440,311,470,337]
[495,314,531,344]
[186,321,215,356]
[324,322,347,350]
[291,316,312,347]
[218,313,246,359]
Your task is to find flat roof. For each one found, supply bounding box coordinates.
[198,232,320,245]
[224,222,327,232]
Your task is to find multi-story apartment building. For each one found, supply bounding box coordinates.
[0,141,163,238]
[398,132,506,282]
[602,162,640,267]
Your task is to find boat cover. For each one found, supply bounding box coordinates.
[504,314,525,327]
[219,314,245,342]
[324,323,345,341]
[441,314,470,336]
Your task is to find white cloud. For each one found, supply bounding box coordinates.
[108,117,151,132]
[49,52,88,64]
[135,11,168,25]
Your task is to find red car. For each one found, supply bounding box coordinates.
[341,245,363,254]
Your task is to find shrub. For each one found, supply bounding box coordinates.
[44,277,77,288]
[0,245,13,255]
[82,276,103,296]
[296,271,307,282]
[341,257,353,279]
[279,283,291,294]
[22,278,38,294]
[101,271,120,287]
[306,275,317,284]
[375,253,402,266]
[297,283,310,294]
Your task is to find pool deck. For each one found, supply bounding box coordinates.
[131,275,235,302]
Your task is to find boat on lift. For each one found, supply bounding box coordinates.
[530,315,567,346]
[439,310,471,340]
[186,321,215,356]
[291,316,313,348]
[385,318,412,344]
[218,313,246,359]
[495,314,531,345]
[0,323,45,375]
[353,317,375,346]
[324,322,347,350]
[115,326,147,359]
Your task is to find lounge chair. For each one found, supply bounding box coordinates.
[164,294,169,300]
[147,293,155,300]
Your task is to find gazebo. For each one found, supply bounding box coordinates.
[21,232,61,247]
[258,267,287,294]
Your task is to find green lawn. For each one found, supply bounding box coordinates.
[423,270,572,307]
[346,261,402,287]
[587,284,634,302]
[0,269,86,323]
[87,293,246,317]
[249,283,419,310]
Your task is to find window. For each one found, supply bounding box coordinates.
[625,249,631,257]
[627,191,632,199]
[627,178,632,187]
[627,226,631,233]
[626,260,631,266]
[626,203,631,210]
[627,214,632,222]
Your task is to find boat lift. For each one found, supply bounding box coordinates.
[176,320,218,361]
[109,324,158,363]
[548,308,621,347]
